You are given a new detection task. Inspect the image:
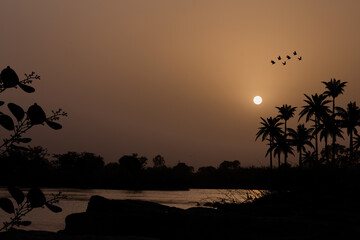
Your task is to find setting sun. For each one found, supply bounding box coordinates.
[253,96,262,105]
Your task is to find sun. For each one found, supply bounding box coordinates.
[253,96,262,105]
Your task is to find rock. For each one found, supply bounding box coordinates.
[65,196,183,237]
[64,196,225,238]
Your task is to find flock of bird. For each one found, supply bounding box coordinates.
[270,51,302,65]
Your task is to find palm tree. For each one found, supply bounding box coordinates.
[288,124,314,168]
[276,104,297,165]
[336,102,360,162]
[299,94,331,163]
[354,132,360,151]
[322,78,347,163]
[314,113,343,164]
[256,117,283,170]
[302,150,317,167]
[270,134,294,167]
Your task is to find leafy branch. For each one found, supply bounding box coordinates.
[0,105,67,155]
[0,66,67,231]
[0,187,67,232]
[0,68,39,94]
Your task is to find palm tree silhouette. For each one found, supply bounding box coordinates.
[322,78,347,163]
[314,113,343,164]
[302,150,317,167]
[336,102,360,162]
[276,104,296,165]
[299,94,331,163]
[354,132,360,151]
[256,117,283,170]
[270,134,294,168]
[288,124,314,168]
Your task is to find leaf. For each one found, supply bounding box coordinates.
[18,138,32,143]
[18,83,35,93]
[45,119,62,130]
[27,188,46,208]
[0,114,14,130]
[8,187,25,205]
[0,198,15,214]
[27,103,46,125]
[8,103,25,121]
[17,221,32,226]
[45,203,62,213]
[1,66,19,88]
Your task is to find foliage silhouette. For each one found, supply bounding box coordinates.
[152,155,165,168]
[354,132,360,151]
[256,117,283,170]
[322,78,347,163]
[118,153,147,172]
[257,80,360,170]
[314,113,343,164]
[0,66,66,231]
[288,124,314,167]
[218,160,241,170]
[299,93,331,162]
[0,187,66,232]
[270,134,294,168]
[276,104,296,165]
[336,102,360,162]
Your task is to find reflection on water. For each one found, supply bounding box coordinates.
[0,188,263,232]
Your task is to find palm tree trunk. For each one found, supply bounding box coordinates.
[315,117,319,164]
[269,138,273,170]
[332,97,336,165]
[325,136,329,164]
[278,154,281,168]
[350,131,354,163]
[284,120,287,165]
[299,148,302,168]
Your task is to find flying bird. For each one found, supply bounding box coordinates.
[293,51,297,55]
[298,56,302,60]
[282,61,286,65]
[271,60,275,65]
[278,56,281,60]
[286,55,291,60]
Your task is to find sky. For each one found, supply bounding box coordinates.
[1,0,360,168]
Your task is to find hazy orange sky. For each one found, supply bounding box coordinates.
[1,0,360,168]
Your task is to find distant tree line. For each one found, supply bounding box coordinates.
[1,146,360,190]
[0,147,272,189]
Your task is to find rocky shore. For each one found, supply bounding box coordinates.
[2,192,360,239]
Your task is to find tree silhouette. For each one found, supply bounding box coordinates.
[152,155,165,168]
[314,113,343,164]
[299,94,331,163]
[288,124,314,168]
[256,117,283,170]
[322,78,347,163]
[354,132,360,151]
[336,102,360,162]
[276,104,296,165]
[218,160,241,170]
[118,153,147,173]
[270,134,294,167]
[302,150,317,167]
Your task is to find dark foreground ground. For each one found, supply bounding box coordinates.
[2,189,360,240]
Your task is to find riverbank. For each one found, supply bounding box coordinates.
[2,188,360,239]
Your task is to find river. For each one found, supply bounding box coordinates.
[0,188,264,232]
